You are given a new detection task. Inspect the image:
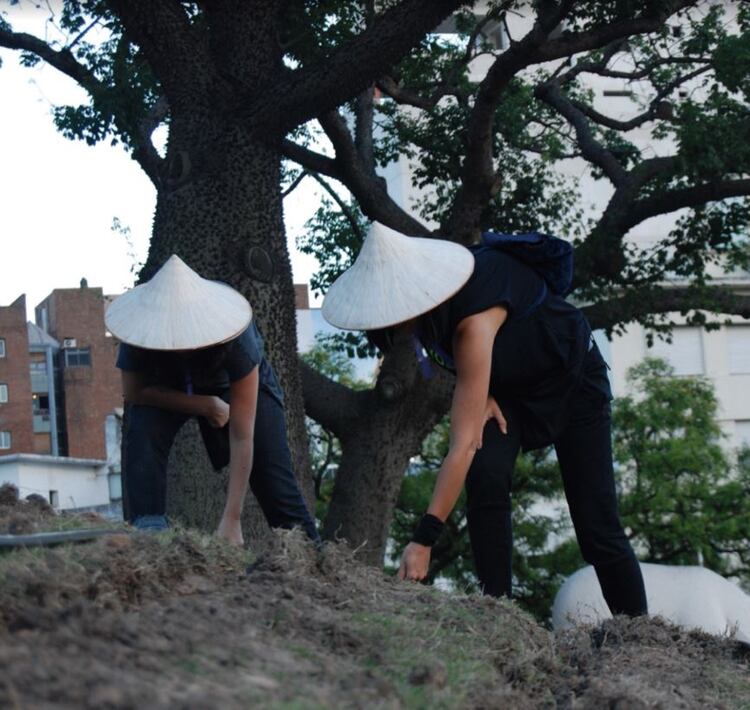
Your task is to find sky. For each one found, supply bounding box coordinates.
[0,4,325,320]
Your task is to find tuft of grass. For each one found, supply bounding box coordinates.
[345,591,556,708]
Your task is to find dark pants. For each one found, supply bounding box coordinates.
[465,356,647,617]
[123,387,320,542]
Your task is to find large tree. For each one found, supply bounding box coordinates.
[3,1,749,561]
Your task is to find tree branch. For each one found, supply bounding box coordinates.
[535,80,628,185]
[568,65,711,132]
[627,179,750,230]
[376,75,470,110]
[533,2,699,64]
[281,140,342,180]
[106,0,216,112]
[318,110,431,235]
[307,172,366,243]
[299,360,362,438]
[0,26,103,93]
[257,0,470,133]
[582,285,750,330]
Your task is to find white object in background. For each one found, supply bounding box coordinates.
[552,562,750,644]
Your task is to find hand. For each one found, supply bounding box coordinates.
[216,514,244,547]
[480,395,507,447]
[204,395,230,428]
[398,542,431,582]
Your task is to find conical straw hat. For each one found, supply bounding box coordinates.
[105,255,252,350]
[322,222,474,330]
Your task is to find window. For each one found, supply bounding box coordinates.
[32,394,50,416]
[0,338,5,358]
[49,490,59,508]
[603,89,633,98]
[0,431,11,449]
[649,327,704,376]
[728,326,750,374]
[0,384,7,404]
[64,347,92,367]
[30,361,47,373]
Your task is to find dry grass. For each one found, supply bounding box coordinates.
[0,505,748,708]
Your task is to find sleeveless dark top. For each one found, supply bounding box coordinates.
[419,247,602,451]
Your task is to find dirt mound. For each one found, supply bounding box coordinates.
[0,482,56,534]
[0,528,747,708]
[0,528,248,633]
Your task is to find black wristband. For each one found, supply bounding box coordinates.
[411,513,445,547]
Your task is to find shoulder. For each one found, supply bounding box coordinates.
[224,323,263,381]
[116,342,148,371]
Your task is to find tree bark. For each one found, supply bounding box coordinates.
[312,341,454,564]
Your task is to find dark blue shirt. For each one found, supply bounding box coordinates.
[116,322,283,405]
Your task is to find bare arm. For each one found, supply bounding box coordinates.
[399,306,507,581]
[427,306,508,520]
[121,370,229,427]
[217,367,260,545]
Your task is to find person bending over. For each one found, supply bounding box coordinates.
[106,255,319,547]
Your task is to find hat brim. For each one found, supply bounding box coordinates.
[106,277,252,351]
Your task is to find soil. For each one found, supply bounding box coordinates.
[0,485,748,709]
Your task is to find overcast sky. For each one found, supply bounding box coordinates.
[0,4,324,319]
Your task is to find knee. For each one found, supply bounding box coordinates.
[576,523,633,566]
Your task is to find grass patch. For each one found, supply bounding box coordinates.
[345,592,555,707]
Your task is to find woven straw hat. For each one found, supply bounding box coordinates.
[322,222,474,330]
[105,255,252,350]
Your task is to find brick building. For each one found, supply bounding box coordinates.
[35,284,122,460]
[0,284,122,461]
[0,295,34,454]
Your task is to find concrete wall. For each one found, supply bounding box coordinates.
[0,453,111,510]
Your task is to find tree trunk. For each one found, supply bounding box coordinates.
[319,343,453,564]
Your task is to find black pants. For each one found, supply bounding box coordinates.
[465,362,647,617]
[123,386,320,542]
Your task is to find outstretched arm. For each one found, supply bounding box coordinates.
[217,367,260,546]
[399,306,507,582]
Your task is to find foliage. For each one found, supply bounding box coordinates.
[614,358,750,582]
